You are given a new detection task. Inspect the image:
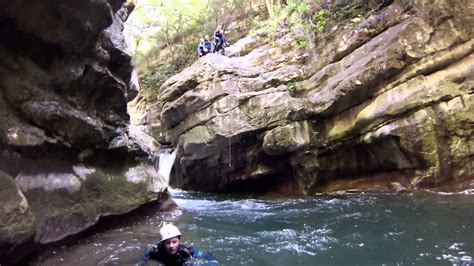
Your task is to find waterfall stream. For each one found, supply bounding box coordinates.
[156,148,177,184]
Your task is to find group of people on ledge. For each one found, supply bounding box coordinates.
[197,25,228,57]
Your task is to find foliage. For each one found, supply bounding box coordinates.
[138,33,199,100]
[140,63,178,94]
[285,0,371,33]
[289,1,311,14]
[286,80,296,89]
[329,1,371,24]
[313,9,329,32]
[125,0,208,62]
[295,35,309,49]
[249,17,278,35]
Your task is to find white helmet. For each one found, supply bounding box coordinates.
[159,224,181,242]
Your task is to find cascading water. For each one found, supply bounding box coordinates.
[155,148,177,184]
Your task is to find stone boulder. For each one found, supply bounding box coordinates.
[0,171,36,264]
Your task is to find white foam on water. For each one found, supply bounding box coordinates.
[428,189,474,195]
[256,224,337,256]
[232,199,268,210]
[173,198,219,211]
[438,242,474,265]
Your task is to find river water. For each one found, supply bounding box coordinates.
[32,189,474,266]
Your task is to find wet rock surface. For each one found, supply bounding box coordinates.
[0,0,165,263]
[0,171,36,263]
[150,0,473,195]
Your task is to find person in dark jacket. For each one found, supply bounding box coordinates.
[213,25,227,55]
[202,35,214,56]
[139,224,218,266]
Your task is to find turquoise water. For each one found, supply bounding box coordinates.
[33,189,474,265]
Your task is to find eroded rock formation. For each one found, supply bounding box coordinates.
[0,0,166,263]
[150,0,473,194]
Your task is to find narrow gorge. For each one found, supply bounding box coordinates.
[0,0,472,264]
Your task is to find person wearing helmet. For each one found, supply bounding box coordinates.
[139,224,218,266]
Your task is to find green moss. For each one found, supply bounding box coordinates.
[26,169,153,216]
[81,170,150,212]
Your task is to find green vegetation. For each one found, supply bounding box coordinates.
[313,9,329,32]
[286,80,297,92]
[286,0,371,33]
[249,18,279,36]
[140,63,177,93]
[125,0,208,66]
[295,35,309,49]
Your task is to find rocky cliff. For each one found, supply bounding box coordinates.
[0,0,166,263]
[150,0,473,195]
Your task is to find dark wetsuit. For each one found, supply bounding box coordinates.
[202,41,214,56]
[140,243,218,266]
[213,30,226,54]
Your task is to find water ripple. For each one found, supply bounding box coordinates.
[30,191,474,266]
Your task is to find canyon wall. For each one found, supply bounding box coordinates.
[0,0,166,263]
[150,0,473,194]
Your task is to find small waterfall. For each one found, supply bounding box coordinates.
[156,148,177,184]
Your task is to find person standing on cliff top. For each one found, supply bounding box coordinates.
[139,224,218,265]
[213,25,227,55]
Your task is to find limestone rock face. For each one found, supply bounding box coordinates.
[151,0,473,194]
[263,121,311,156]
[0,171,36,263]
[0,0,165,263]
[155,34,310,194]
